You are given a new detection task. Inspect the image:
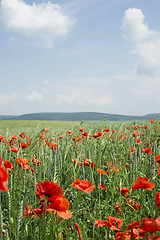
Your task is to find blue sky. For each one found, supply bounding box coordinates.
[0,0,160,116]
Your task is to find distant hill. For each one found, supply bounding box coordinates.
[0,112,159,121]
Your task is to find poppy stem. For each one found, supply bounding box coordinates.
[75,223,82,240]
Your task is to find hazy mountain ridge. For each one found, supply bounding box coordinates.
[0,112,159,121]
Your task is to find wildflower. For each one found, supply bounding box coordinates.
[4,160,14,171]
[155,155,160,165]
[71,178,95,193]
[97,168,106,175]
[19,142,28,149]
[132,177,155,192]
[142,217,160,233]
[36,180,72,219]
[155,192,160,209]
[11,147,20,153]
[19,132,25,139]
[0,157,8,191]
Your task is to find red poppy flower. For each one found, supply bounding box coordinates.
[155,192,160,209]
[143,147,152,155]
[16,158,30,169]
[155,155,160,166]
[120,187,129,198]
[149,119,154,124]
[106,216,123,231]
[4,160,14,171]
[126,220,140,231]
[19,142,28,149]
[115,232,131,240]
[83,159,90,167]
[115,202,121,216]
[36,181,72,219]
[95,219,108,228]
[104,128,110,132]
[142,218,160,233]
[131,228,145,239]
[12,135,18,141]
[71,178,95,193]
[98,183,107,190]
[47,196,72,219]
[67,130,72,136]
[79,128,84,132]
[0,157,8,191]
[97,168,106,175]
[36,180,63,199]
[0,134,5,143]
[19,132,25,139]
[148,234,160,240]
[11,147,20,153]
[132,177,155,192]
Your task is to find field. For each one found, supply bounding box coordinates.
[0,119,160,239]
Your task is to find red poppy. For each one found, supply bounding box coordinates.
[71,178,95,193]
[142,218,160,233]
[19,132,25,139]
[36,180,63,199]
[155,155,160,165]
[79,128,84,132]
[98,183,107,190]
[91,161,96,168]
[97,168,106,175]
[115,232,131,240]
[83,159,90,167]
[142,147,152,155]
[36,181,72,219]
[95,219,108,228]
[121,187,129,198]
[4,160,14,171]
[131,228,145,239]
[104,128,110,132]
[67,130,72,136]
[155,192,160,209]
[11,147,20,153]
[149,119,154,124]
[106,216,123,231]
[19,142,28,149]
[115,202,121,216]
[132,177,155,192]
[12,135,18,141]
[0,157,8,191]
[126,220,140,231]
[16,158,30,169]
[0,134,5,143]
[148,234,160,240]
[112,165,119,172]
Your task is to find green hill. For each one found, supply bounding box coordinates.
[0,112,159,121]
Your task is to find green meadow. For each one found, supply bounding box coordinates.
[0,119,160,239]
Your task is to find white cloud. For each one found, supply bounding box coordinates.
[26,91,44,102]
[0,0,76,47]
[56,89,115,106]
[0,94,16,104]
[121,8,160,76]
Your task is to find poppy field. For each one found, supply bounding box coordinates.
[0,119,160,239]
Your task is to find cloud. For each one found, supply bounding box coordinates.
[55,89,115,106]
[0,94,16,104]
[0,0,76,47]
[121,8,160,76]
[26,91,44,102]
